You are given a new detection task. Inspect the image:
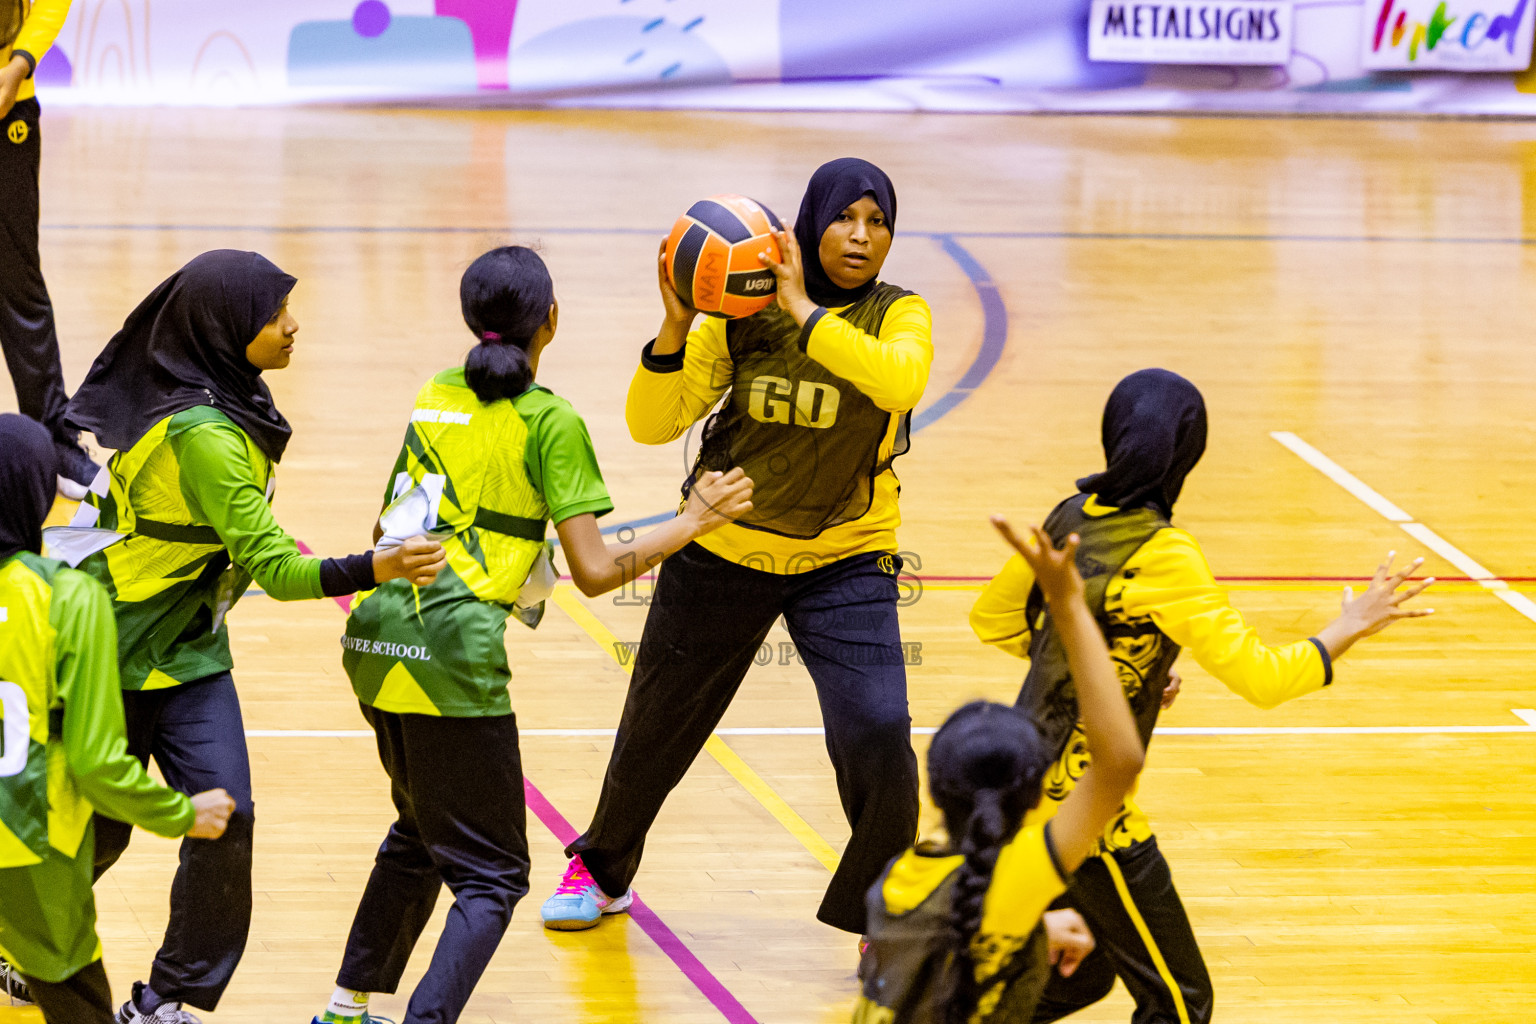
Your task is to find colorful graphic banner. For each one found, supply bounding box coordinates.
[1361,0,1534,71]
[31,0,1536,114]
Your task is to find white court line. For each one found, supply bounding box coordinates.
[1271,431,1536,627]
[1270,431,1413,522]
[244,714,1536,739]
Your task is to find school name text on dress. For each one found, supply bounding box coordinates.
[339,636,434,661]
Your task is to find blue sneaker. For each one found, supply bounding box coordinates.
[310,1014,395,1024]
[540,854,634,930]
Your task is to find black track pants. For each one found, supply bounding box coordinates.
[336,706,530,1024]
[0,98,70,441]
[1033,837,1213,1024]
[567,543,920,933]
[23,958,114,1024]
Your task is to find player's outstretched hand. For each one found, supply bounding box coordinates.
[684,468,753,535]
[188,788,235,839]
[991,515,1084,609]
[1315,550,1434,660]
[373,535,447,587]
[658,239,700,325]
[1044,908,1096,978]
[1339,551,1434,639]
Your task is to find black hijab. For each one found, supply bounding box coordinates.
[1076,369,1207,517]
[793,157,898,308]
[0,415,60,561]
[67,250,297,463]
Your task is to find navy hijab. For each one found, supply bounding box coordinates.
[67,250,297,463]
[0,415,60,561]
[793,157,898,308]
[1077,369,1207,517]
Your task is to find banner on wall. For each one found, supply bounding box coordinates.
[1360,0,1535,70]
[31,0,1536,115]
[1087,1,1294,65]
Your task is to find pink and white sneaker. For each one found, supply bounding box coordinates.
[539,854,634,931]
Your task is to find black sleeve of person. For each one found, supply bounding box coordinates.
[1306,636,1334,686]
[796,308,828,353]
[319,551,377,597]
[640,338,685,373]
[13,49,37,76]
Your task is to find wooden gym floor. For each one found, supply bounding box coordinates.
[2,107,1535,1023]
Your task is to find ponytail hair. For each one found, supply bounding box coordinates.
[926,701,1049,1024]
[460,246,555,404]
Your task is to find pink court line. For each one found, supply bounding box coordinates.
[521,782,762,1024]
[297,540,761,1024]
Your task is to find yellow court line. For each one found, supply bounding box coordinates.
[550,586,842,872]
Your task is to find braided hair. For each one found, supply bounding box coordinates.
[926,700,1048,1024]
[459,246,554,404]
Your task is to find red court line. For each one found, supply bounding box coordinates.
[553,572,1486,584]
[297,540,761,1024]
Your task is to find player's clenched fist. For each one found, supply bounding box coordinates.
[373,535,447,587]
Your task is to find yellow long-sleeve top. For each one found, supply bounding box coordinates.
[626,292,933,573]
[5,0,70,103]
[971,502,1330,851]
[969,511,1329,709]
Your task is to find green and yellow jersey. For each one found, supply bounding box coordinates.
[970,496,1329,851]
[70,406,329,691]
[627,289,932,573]
[343,369,611,717]
[3,0,70,103]
[0,551,193,982]
[853,823,1069,1024]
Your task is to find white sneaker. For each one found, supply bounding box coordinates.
[114,982,202,1023]
[0,956,32,1005]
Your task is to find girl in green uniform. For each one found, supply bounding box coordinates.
[0,413,234,1024]
[62,250,446,1024]
[314,246,751,1024]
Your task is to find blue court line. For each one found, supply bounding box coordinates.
[39,222,1536,246]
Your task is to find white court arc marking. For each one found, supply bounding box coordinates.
[1270,431,1536,626]
[244,714,1536,739]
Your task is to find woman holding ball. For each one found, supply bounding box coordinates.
[543,158,934,936]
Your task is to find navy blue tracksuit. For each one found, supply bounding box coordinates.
[568,542,920,933]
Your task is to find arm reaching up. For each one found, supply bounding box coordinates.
[990,516,1145,874]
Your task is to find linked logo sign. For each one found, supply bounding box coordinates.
[1363,0,1535,69]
